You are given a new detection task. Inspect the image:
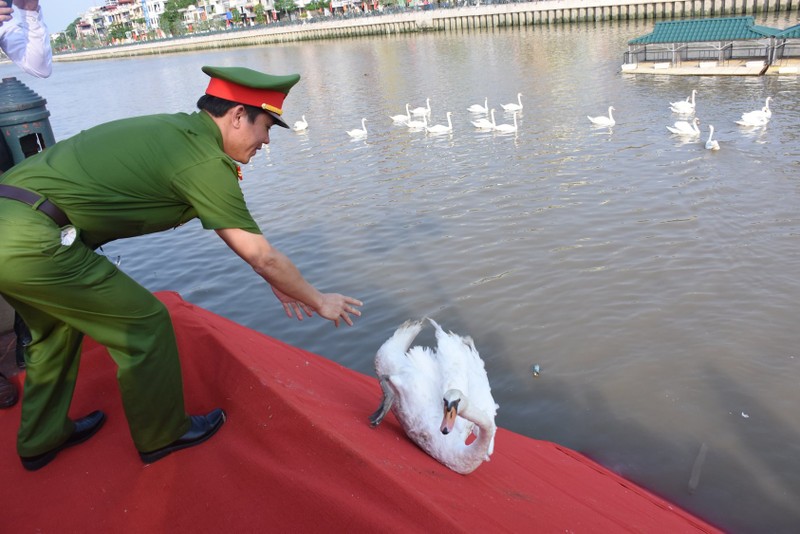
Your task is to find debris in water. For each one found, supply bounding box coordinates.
[688,442,709,494]
[532,364,540,377]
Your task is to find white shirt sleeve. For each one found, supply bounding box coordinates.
[0,6,53,78]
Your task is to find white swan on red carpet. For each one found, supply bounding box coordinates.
[370,318,498,475]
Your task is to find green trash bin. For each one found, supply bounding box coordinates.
[0,76,56,171]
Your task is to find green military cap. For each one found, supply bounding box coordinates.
[202,66,301,128]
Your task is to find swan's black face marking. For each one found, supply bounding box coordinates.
[444,398,461,411]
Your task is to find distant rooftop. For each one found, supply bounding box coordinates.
[628,16,781,44]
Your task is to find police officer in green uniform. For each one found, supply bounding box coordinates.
[0,66,363,470]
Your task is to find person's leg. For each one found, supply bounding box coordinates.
[4,297,84,455]
[13,311,31,368]
[0,373,17,408]
[0,205,190,455]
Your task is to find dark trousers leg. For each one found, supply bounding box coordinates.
[13,312,31,368]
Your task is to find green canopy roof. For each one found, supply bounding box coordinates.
[628,17,778,44]
[777,23,800,39]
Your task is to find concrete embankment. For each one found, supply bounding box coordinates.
[56,0,798,62]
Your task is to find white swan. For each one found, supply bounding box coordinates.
[501,92,523,112]
[467,97,489,114]
[735,114,768,127]
[705,125,720,151]
[346,118,367,138]
[406,114,427,129]
[588,106,615,127]
[292,115,308,132]
[389,104,411,124]
[370,318,498,475]
[471,108,496,129]
[670,89,697,114]
[737,96,772,126]
[667,117,701,136]
[426,111,453,135]
[493,111,518,134]
[410,98,431,117]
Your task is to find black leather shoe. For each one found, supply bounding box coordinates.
[0,373,18,409]
[20,410,106,471]
[139,408,226,464]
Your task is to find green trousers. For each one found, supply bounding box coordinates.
[0,200,190,456]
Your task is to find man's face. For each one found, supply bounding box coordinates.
[224,108,274,164]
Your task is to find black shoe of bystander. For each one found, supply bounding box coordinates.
[20,410,106,471]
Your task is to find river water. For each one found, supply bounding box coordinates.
[8,15,800,532]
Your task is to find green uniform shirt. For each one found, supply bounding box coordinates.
[0,111,261,248]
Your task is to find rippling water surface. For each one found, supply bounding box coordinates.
[10,16,800,531]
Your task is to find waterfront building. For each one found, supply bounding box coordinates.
[60,0,283,46]
[622,16,800,74]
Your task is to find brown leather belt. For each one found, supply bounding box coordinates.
[0,184,70,227]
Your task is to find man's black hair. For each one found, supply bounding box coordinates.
[197,94,265,123]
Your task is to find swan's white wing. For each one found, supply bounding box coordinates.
[588,116,613,126]
[669,103,694,114]
[375,321,444,437]
[428,319,469,389]
[374,320,425,377]
[668,120,698,135]
[740,110,768,123]
[429,319,497,457]
[393,347,444,420]
[429,320,494,426]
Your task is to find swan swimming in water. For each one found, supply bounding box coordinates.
[705,125,720,151]
[405,114,427,129]
[370,318,498,475]
[588,106,615,127]
[501,93,523,112]
[667,117,701,137]
[410,98,431,117]
[426,111,453,135]
[736,97,772,126]
[292,115,308,132]
[670,89,697,114]
[471,108,496,129]
[468,97,489,114]
[346,118,367,138]
[493,111,518,134]
[389,104,412,124]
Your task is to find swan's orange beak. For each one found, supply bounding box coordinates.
[440,399,459,435]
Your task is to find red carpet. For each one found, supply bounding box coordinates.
[1,292,721,533]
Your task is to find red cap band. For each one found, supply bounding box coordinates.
[205,78,286,115]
